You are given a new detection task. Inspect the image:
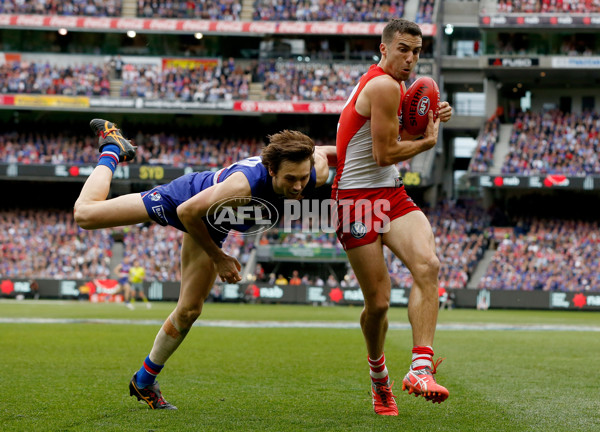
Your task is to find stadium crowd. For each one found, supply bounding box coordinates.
[119,61,250,101]
[0,61,111,96]
[386,201,492,289]
[501,110,600,176]
[4,204,600,294]
[137,0,241,19]
[259,61,367,101]
[468,117,500,173]
[496,0,600,13]
[479,218,600,291]
[120,224,251,282]
[252,0,405,22]
[0,0,122,16]
[0,131,336,168]
[0,209,113,279]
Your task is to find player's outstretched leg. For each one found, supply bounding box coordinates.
[402,356,449,404]
[129,372,177,410]
[90,119,137,162]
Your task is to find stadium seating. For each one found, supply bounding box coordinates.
[479,218,600,291]
[497,0,600,13]
[137,0,242,19]
[0,209,113,279]
[252,0,405,22]
[120,61,250,101]
[0,61,111,96]
[501,110,600,176]
[468,117,500,173]
[0,0,122,16]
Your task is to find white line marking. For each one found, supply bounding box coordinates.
[0,318,599,332]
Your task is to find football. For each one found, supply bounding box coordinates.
[401,76,440,136]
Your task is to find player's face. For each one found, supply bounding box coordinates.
[270,159,312,199]
[381,32,422,81]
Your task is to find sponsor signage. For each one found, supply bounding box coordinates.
[233,100,346,114]
[0,163,196,182]
[551,57,600,69]
[480,14,600,28]
[0,15,436,36]
[488,57,539,67]
[471,175,599,191]
[2,278,599,310]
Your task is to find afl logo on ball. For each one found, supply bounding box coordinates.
[350,222,367,239]
[418,97,430,116]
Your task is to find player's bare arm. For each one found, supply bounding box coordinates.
[365,77,439,166]
[176,172,252,283]
[314,145,337,187]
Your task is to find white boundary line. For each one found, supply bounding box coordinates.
[1,317,599,332]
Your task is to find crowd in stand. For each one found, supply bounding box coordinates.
[501,110,600,176]
[497,0,600,13]
[5,204,600,293]
[0,209,113,279]
[259,61,366,101]
[0,0,122,16]
[469,117,500,173]
[386,201,492,289]
[0,61,111,96]
[0,131,336,168]
[120,60,250,101]
[415,0,435,23]
[479,218,600,291]
[137,0,241,19]
[252,0,405,22]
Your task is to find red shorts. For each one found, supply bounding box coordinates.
[333,186,421,250]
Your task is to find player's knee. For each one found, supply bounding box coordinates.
[412,253,440,281]
[364,297,390,318]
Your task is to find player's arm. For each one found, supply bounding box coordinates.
[314,145,337,187]
[366,76,439,166]
[176,172,252,283]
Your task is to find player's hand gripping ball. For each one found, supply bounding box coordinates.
[401,77,440,136]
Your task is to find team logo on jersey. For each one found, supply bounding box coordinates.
[350,222,367,239]
[149,191,162,201]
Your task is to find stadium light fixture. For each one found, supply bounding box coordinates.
[127,30,136,38]
[444,24,454,35]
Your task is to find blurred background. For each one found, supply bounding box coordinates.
[1,0,599,310]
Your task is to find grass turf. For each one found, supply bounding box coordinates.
[0,301,599,431]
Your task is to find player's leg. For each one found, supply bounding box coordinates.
[129,233,217,410]
[74,118,149,229]
[138,284,151,309]
[381,211,448,403]
[346,239,398,416]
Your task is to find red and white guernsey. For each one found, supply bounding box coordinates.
[332,64,405,192]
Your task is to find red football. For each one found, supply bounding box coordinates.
[401,76,440,136]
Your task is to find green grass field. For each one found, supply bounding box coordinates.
[1,300,599,432]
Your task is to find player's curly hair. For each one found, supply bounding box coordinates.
[382,18,422,44]
[261,130,315,174]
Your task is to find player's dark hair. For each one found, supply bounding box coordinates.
[382,19,422,44]
[262,130,315,174]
